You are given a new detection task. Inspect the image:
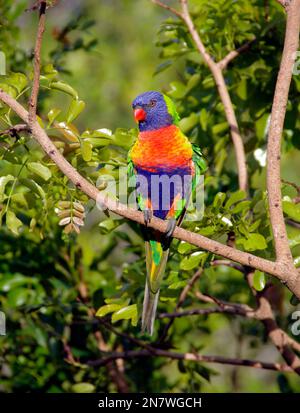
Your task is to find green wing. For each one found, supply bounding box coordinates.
[127,150,146,211]
[192,143,207,191]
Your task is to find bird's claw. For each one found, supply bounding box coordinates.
[165,218,177,238]
[144,209,153,226]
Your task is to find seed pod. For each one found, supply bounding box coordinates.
[73,209,85,219]
[72,223,81,234]
[73,202,85,213]
[57,209,72,218]
[59,217,71,226]
[58,201,72,209]
[73,216,84,226]
[64,223,73,234]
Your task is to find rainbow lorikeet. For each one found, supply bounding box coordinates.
[128,91,206,335]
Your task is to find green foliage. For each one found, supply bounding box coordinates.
[1,0,300,393]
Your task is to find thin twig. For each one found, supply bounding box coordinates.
[0,124,29,137]
[218,38,256,70]
[246,271,300,375]
[87,347,292,372]
[159,305,255,319]
[211,259,246,273]
[28,1,47,126]
[151,0,183,18]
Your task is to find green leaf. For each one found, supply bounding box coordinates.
[168,81,186,99]
[231,200,251,214]
[7,287,29,307]
[72,383,95,393]
[253,270,266,291]
[179,113,198,134]
[27,162,52,181]
[236,77,247,100]
[0,83,18,98]
[289,234,300,249]
[96,303,122,317]
[283,201,300,223]
[81,129,113,147]
[50,81,78,99]
[81,140,93,162]
[0,174,14,201]
[194,364,213,382]
[67,100,86,123]
[168,280,186,290]
[113,128,136,149]
[255,113,270,141]
[153,60,172,76]
[6,210,22,235]
[177,241,192,254]
[213,192,226,210]
[294,256,300,268]
[0,274,37,292]
[225,190,246,209]
[212,122,228,135]
[237,233,267,251]
[47,108,61,127]
[186,73,201,92]
[199,108,208,131]
[180,251,207,271]
[20,178,46,200]
[99,219,121,234]
[111,304,138,326]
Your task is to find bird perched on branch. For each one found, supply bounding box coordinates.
[128,91,206,335]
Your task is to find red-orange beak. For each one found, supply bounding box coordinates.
[134,108,146,122]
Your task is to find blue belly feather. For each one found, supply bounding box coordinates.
[135,166,193,219]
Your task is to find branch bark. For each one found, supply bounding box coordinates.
[246,272,300,374]
[266,0,300,268]
[218,38,256,70]
[87,347,293,373]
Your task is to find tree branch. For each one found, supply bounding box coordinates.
[152,0,248,192]
[87,347,293,372]
[218,38,256,70]
[246,272,300,374]
[1,89,300,299]
[0,124,29,137]
[159,304,255,319]
[151,0,183,18]
[28,1,47,125]
[276,0,291,8]
[266,0,300,268]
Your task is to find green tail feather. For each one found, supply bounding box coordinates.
[142,240,169,335]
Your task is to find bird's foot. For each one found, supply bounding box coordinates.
[165,218,177,238]
[143,209,153,226]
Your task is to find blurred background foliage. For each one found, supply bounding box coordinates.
[0,0,300,393]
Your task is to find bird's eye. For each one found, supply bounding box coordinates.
[149,99,157,107]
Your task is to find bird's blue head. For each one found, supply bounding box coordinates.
[132,91,180,132]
